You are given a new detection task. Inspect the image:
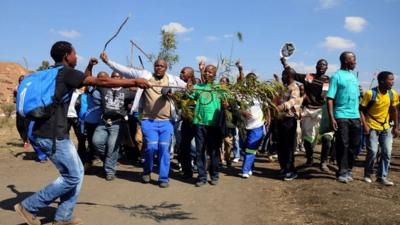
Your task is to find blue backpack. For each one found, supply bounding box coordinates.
[16,66,69,119]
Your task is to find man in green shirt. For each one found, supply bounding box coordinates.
[189,62,227,187]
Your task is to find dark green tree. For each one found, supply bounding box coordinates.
[157,31,179,70]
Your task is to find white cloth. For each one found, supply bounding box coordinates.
[244,98,264,130]
[106,60,186,119]
[67,89,82,118]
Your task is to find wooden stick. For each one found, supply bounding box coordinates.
[103,15,130,52]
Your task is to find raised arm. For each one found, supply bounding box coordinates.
[235,60,245,83]
[100,51,150,79]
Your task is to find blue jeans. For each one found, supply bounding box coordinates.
[242,126,264,174]
[22,137,84,221]
[364,128,393,178]
[92,121,122,175]
[141,119,174,183]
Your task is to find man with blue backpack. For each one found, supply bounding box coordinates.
[14,41,151,225]
[360,71,399,186]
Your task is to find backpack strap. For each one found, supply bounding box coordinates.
[364,87,392,129]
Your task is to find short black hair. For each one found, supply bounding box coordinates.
[50,41,73,63]
[377,71,393,84]
[339,51,353,64]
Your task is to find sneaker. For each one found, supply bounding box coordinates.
[159,182,169,188]
[337,175,348,183]
[105,174,115,181]
[377,177,394,186]
[53,218,83,225]
[142,174,151,183]
[283,172,298,181]
[232,158,240,163]
[364,177,372,183]
[210,179,219,185]
[320,162,329,172]
[14,203,41,225]
[347,171,354,182]
[241,173,250,179]
[195,180,207,187]
[248,171,253,176]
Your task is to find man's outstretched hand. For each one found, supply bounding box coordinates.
[100,52,108,64]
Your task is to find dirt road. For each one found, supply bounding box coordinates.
[1,124,399,225]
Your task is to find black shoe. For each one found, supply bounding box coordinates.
[210,179,219,185]
[305,159,313,167]
[283,172,298,181]
[182,173,193,179]
[106,174,115,181]
[195,180,207,187]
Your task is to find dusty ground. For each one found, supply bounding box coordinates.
[0,119,399,225]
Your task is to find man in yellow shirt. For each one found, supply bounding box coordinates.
[360,71,399,186]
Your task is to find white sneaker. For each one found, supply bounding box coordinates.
[364,177,372,183]
[242,173,250,178]
[248,171,253,176]
[232,158,240,163]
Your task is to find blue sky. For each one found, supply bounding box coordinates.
[1,0,400,90]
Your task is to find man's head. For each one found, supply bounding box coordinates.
[377,71,394,90]
[195,78,202,84]
[50,41,77,68]
[282,68,296,85]
[204,65,217,83]
[339,51,356,71]
[111,71,122,79]
[180,67,194,82]
[316,59,328,75]
[97,71,109,78]
[219,76,230,85]
[154,59,168,78]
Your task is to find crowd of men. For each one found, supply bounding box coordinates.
[13,41,399,225]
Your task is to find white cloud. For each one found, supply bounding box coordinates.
[345,16,367,33]
[223,34,234,38]
[54,29,81,39]
[318,0,340,9]
[161,22,193,34]
[321,36,356,51]
[205,35,219,42]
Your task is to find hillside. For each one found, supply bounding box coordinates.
[0,62,29,104]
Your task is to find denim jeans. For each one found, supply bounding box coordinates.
[335,119,361,177]
[22,137,84,221]
[195,125,222,182]
[141,119,174,183]
[364,127,393,178]
[92,121,122,175]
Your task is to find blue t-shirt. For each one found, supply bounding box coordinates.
[326,70,360,119]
